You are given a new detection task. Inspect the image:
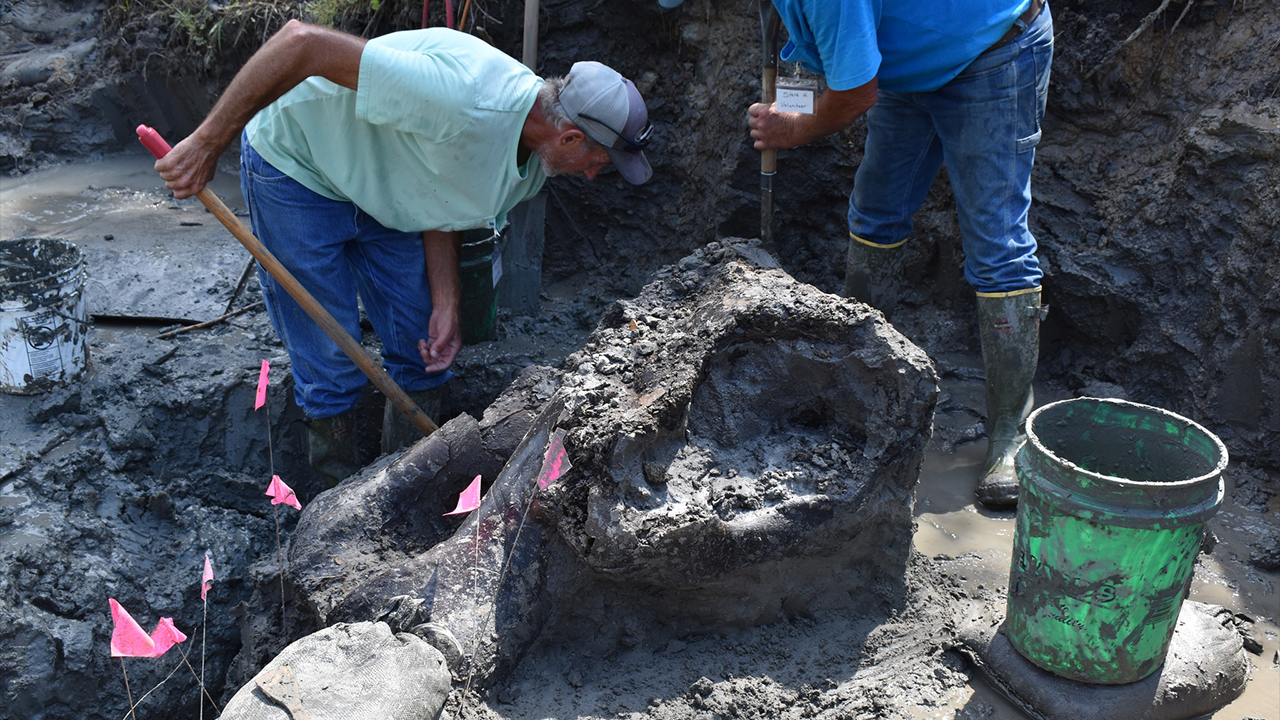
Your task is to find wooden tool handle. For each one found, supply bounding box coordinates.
[137,125,438,437]
[761,65,778,175]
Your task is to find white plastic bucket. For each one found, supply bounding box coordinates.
[1,238,89,394]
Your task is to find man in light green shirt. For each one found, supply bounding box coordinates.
[156,20,653,485]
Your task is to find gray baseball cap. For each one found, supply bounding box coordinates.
[559,61,653,185]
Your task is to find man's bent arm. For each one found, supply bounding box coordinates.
[748,78,878,150]
[157,20,367,198]
[421,230,463,373]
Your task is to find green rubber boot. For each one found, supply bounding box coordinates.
[843,233,906,318]
[975,289,1045,509]
[307,410,361,490]
[381,388,443,456]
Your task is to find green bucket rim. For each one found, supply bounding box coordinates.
[1020,397,1228,526]
[1025,397,1228,490]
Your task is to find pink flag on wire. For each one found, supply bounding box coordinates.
[149,617,188,657]
[444,475,483,516]
[109,599,189,658]
[266,475,302,510]
[254,360,270,410]
[201,553,214,601]
[109,598,156,658]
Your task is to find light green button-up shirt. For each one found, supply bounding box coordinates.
[247,28,545,233]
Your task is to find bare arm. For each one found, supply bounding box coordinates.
[156,20,367,198]
[419,230,463,373]
[748,78,879,150]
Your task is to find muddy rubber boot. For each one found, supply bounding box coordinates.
[975,289,1045,509]
[381,388,443,456]
[843,233,906,318]
[307,411,361,490]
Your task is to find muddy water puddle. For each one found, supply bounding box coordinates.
[915,431,1280,718]
[2,154,250,321]
[0,153,245,232]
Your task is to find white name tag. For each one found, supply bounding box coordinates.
[776,81,817,114]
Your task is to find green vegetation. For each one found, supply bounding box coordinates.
[103,0,493,77]
[307,0,382,28]
[105,0,395,72]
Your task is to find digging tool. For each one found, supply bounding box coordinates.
[522,0,539,69]
[136,125,439,438]
[759,0,782,244]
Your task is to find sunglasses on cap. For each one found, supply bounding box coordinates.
[576,112,653,153]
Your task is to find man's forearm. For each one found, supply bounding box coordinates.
[191,20,367,152]
[791,79,880,146]
[423,230,462,313]
[157,20,369,198]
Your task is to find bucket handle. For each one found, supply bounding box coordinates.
[19,307,92,329]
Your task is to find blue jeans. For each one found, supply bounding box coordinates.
[240,137,449,419]
[848,3,1053,294]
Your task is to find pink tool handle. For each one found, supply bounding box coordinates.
[136,125,172,159]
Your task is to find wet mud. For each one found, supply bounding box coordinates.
[2,0,1279,719]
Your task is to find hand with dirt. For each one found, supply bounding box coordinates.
[420,309,462,373]
[421,229,464,373]
[154,132,222,199]
[748,101,802,150]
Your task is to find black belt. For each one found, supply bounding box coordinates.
[986,0,1045,53]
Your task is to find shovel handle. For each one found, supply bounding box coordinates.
[759,2,781,242]
[137,125,173,158]
[136,125,439,438]
[760,2,781,176]
[761,68,778,175]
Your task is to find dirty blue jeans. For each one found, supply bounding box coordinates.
[848,3,1053,294]
[239,136,449,419]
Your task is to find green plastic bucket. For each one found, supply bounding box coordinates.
[1005,397,1227,684]
[459,228,501,345]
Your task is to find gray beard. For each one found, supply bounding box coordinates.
[538,153,560,178]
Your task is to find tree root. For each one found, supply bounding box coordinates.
[1084,0,1191,80]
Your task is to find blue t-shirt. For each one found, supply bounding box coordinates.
[774,0,1031,92]
[247,28,545,233]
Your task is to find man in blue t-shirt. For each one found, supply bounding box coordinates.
[749,1,1053,508]
[156,20,653,486]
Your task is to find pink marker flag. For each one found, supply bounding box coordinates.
[444,474,483,516]
[266,475,302,510]
[110,599,189,658]
[149,617,188,657]
[254,360,270,410]
[110,598,156,658]
[201,553,214,601]
[537,429,571,489]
